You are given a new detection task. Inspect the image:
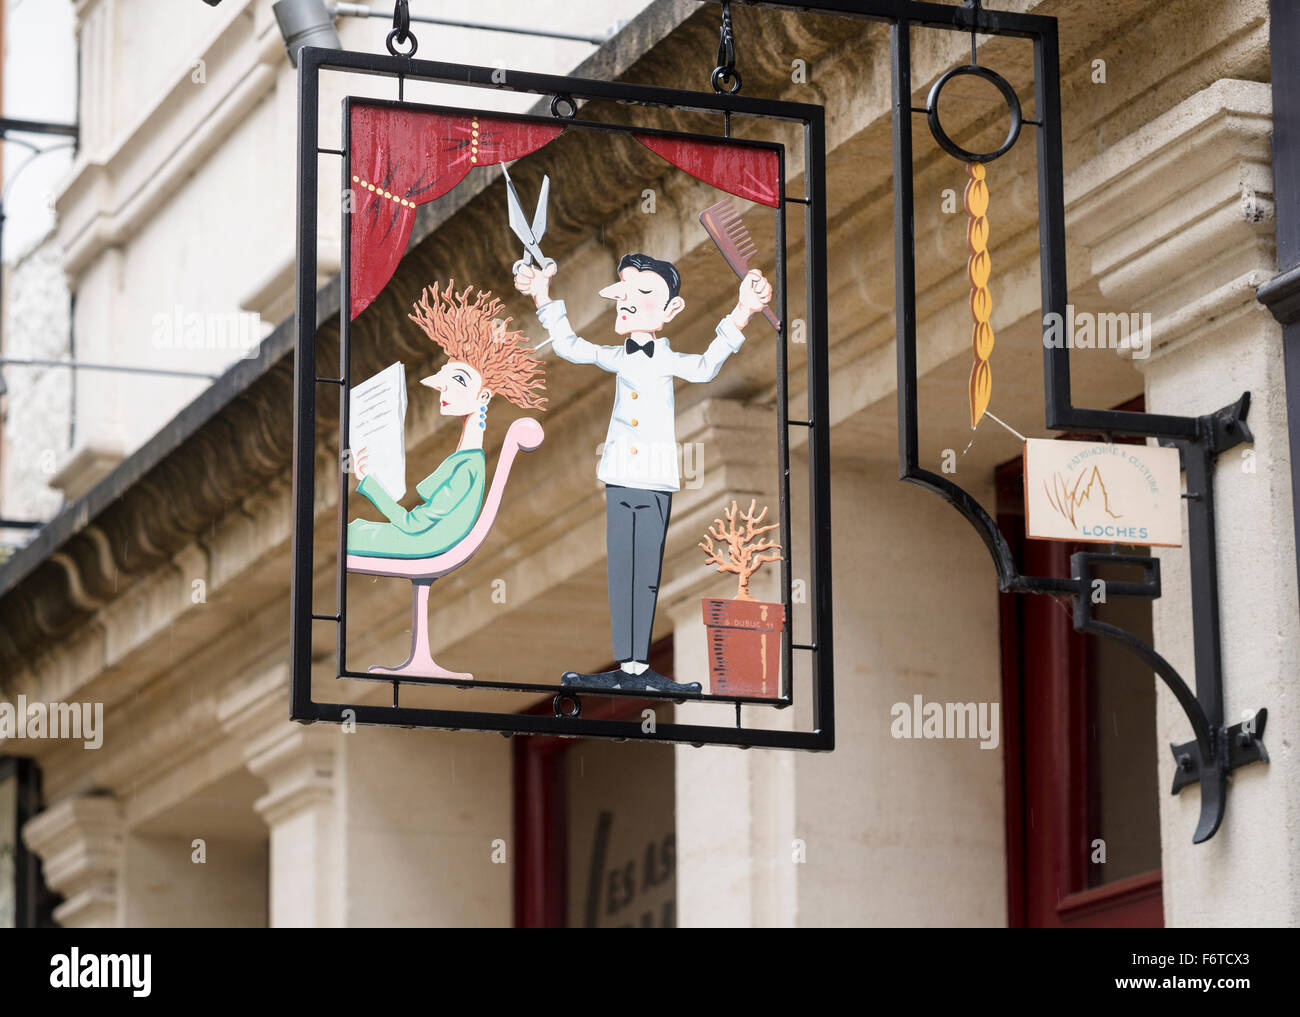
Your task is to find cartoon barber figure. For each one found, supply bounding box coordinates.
[515,254,772,693]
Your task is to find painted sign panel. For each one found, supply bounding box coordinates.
[289,46,834,749]
[339,97,787,699]
[1024,438,1183,547]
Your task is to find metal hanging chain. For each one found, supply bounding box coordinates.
[712,1,741,94]
[388,0,418,57]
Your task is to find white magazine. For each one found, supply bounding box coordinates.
[348,362,408,500]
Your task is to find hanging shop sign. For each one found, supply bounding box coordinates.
[288,1,1268,824]
[1023,438,1183,547]
[288,9,833,750]
[869,0,1267,841]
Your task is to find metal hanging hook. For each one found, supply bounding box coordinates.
[387,0,418,57]
[711,1,741,94]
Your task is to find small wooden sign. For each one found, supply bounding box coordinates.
[1024,438,1183,547]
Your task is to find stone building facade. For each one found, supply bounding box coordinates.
[0,0,1296,927]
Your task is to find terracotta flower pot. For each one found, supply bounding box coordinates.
[701,597,785,698]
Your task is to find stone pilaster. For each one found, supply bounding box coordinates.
[246,725,341,928]
[1070,79,1300,925]
[22,795,124,928]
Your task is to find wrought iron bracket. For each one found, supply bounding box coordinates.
[1064,539,1268,844]
[995,397,1270,844]
[878,0,1271,841]
[1171,710,1269,795]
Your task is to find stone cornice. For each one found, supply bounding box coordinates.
[247,726,339,828]
[1064,79,1276,362]
[0,0,854,688]
[0,355,297,684]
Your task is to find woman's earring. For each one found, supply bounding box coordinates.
[478,405,487,430]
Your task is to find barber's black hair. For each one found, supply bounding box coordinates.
[617,252,682,304]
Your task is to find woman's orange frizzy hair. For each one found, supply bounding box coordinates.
[408,281,547,410]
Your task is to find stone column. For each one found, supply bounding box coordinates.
[1070,79,1300,924]
[670,595,799,928]
[246,725,342,928]
[790,458,1006,926]
[22,795,124,928]
[661,396,796,927]
[672,449,1007,927]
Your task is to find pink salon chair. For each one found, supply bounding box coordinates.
[346,417,544,680]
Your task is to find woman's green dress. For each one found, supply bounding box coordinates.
[347,448,486,558]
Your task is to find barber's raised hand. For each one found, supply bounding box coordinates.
[514,260,558,308]
[731,269,773,328]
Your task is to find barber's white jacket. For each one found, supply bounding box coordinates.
[537,299,747,492]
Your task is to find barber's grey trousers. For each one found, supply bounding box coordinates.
[605,484,672,664]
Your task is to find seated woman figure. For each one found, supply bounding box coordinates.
[348,281,547,558]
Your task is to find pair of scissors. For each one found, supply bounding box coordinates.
[503,164,554,277]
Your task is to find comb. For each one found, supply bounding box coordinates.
[699,198,781,332]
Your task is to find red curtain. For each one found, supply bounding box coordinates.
[349,105,562,318]
[347,106,783,319]
[634,134,780,208]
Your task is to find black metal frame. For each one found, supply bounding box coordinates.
[705,0,1268,840]
[289,46,834,749]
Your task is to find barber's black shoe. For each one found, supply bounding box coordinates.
[626,667,702,695]
[561,668,624,689]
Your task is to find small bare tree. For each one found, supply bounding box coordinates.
[699,499,784,601]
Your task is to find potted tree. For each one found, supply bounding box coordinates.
[698,499,785,698]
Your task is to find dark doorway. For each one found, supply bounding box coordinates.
[997,398,1164,928]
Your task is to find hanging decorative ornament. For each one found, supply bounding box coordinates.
[966,161,993,430]
[923,51,1018,432]
[287,0,836,750]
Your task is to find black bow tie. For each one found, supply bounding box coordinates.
[625,336,656,358]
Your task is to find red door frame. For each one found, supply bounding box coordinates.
[996,397,1164,928]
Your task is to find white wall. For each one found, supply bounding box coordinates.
[0,0,77,544]
[2,0,76,260]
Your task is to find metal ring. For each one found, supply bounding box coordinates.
[711,66,742,95]
[386,28,417,58]
[549,94,577,119]
[552,693,581,719]
[924,64,1022,164]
